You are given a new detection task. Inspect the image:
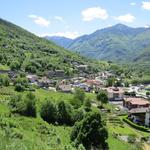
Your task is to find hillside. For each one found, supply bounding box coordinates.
[45,36,73,48]
[47,24,150,63]
[0,18,98,75]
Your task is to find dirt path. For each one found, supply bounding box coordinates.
[143,143,150,150]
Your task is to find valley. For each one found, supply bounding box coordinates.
[0,9,150,150]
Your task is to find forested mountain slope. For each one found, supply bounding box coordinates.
[0,18,100,75]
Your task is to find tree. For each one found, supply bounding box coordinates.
[124,81,129,87]
[146,92,150,97]
[73,108,85,123]
[15,83,24,92]
[107,77,116,87]
[0,74,10,86]
[73,88,85,108]
[40,99,57,124]
[24,92,36,117]
[78,144,86,150]
[84,98,91,112]
[96,91,108,107]
[14,77,29,92]
[57,101,73,125]
[9,93,36,117]
[10,60,20,70]
[71,111,108,149]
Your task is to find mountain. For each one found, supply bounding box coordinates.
[0,18,99,75]
[45,36,73,48]
[47,24,150,63]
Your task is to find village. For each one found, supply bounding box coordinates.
[1,65,149,129]
[27,70,150,129]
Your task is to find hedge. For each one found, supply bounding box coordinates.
[123,116,150,132]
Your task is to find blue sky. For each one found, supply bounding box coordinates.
[1,0,150,38]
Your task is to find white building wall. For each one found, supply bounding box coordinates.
[145,111,150,127]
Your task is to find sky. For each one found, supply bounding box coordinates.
[1,0,150,39]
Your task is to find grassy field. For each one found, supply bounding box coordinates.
[108,134,137,150]
[0,85,149,150]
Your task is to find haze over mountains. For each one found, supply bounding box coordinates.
[46,24,150,63]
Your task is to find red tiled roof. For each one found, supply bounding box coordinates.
[125,98,150,105]
[107,87,124,94]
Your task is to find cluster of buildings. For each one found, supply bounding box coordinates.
[26,71,113,93]
[106,85,150,128]
[1,69,150,128]
[123,97,150,128]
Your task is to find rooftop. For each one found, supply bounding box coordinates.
[124,97,150,105]
[107,87,124,93]
[129,107,150,114]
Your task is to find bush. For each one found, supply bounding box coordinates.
[40,99,57,124]
[15,83,25,92]
[0,74,10,86]
[123,117,149,132]
[9,93,36,117]
[127,135,136,143]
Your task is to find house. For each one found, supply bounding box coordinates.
[128,107,150,127]
[57,84,72,93]
[86,79,103,86]
[107,87,124,101]
[8,71,18,79]
[47,70,65,78]
[123,97,150,110]
[26,74,38,83]
[55,70,65,77]
[76,65,88,72]
[98,71,114,80]
[37,77,51,88]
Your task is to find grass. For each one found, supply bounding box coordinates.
[0,103,10,115]
[0,64,10,70]
[0,114,74,150]
[108,134,139,150]
[0,85,148,150]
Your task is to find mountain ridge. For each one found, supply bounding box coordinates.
[45,24,150,63]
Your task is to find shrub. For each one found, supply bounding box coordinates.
[9,93,36,117]
[127,135,136,143]
[0,74,10,86]
[73,88,85,107]
[40,99,57,124]
[123,117,149,132]
[15,83,25,92]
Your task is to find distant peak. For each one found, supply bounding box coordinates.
[113,23,129,28]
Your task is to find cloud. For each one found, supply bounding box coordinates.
[142,1,150,10]
[82,7,108,21]
[144,24,150,28]
[54,16,65,23]
[130,2,136,6]
[40,32,80,39]
[114,14,135,23]
[28,15,50,27]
